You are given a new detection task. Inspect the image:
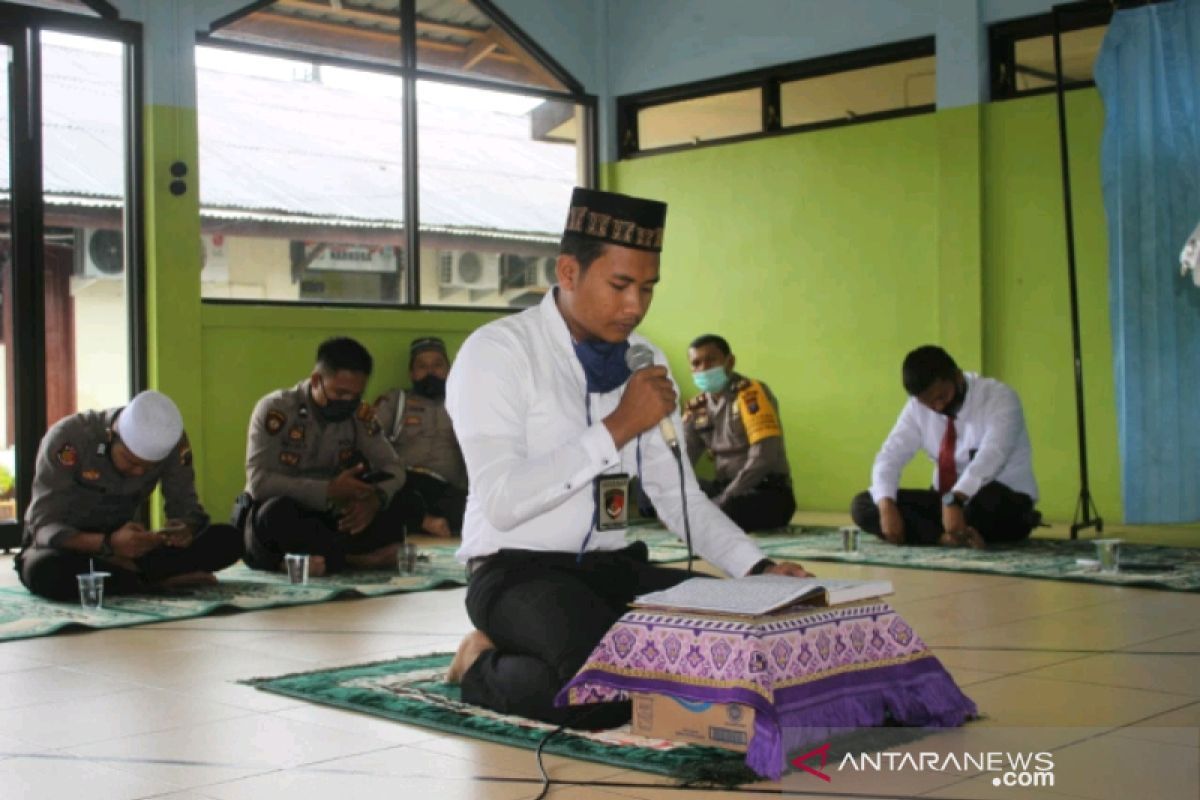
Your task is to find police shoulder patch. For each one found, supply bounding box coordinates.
[356,403,382,436]
[56,443,78,468]
[265,409,286,435]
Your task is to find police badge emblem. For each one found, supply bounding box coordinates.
[595,472,630,531]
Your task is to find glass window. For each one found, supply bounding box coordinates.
[40,31,129,423]
[780,55,936,128]
[1009,26,1107,93]
[636,88,763,152]
[196,46,407,304]
[416,80,583,309]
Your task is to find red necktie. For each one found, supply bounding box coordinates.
[938,417,957,493]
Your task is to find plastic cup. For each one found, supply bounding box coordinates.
[284,553,310,584]
[77,572,110,610]
[1095,539,1122,573]
[399,543,420,574]
[840,526,860,553]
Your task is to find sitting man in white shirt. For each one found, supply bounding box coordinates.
[850,345,1041,548]
[443,187,810,727]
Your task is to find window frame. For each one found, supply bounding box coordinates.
[0,0,144,550]
[988,5,1113,102]
[197,0,596,313]
[616,36,936,160]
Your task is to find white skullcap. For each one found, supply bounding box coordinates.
[118,390,183,462]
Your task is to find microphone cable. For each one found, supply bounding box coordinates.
[637,433,693,575]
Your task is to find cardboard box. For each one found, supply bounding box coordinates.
[630,692,755,752]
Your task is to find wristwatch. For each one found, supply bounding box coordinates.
[748,558,776,575]
[941,491,965,508]
[98,531,115,558]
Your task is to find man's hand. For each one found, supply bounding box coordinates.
[422,515,453,538]
[603,365,677,449]
[109,521,163,559]
[337,492,382,535]
[765,561,813,578]
[878,498,906,545]
[941,503,966,538]
[159,519,193,549]
[328,464,373,504]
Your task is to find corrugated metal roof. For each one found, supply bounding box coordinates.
[1,42,576,238]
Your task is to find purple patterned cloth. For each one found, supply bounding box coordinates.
[555,601,976,779]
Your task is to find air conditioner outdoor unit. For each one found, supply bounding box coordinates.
[534,256,558,288]
[76,229,125,279]
[439,251,501,290]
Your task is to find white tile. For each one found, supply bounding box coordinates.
[0,665,141,710]
[3,687,254,749]
[0,755,182,800]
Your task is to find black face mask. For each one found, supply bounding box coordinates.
[315,380,360,423]
[412,374,447,400]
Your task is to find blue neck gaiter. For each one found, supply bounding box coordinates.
[573,339,631,393]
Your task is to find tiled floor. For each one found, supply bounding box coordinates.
[1,523,1197,800]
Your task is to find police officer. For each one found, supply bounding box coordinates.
[16,390,242,601]
[682,334,797,532]
[241,337,409,577]
[374,336,467,537]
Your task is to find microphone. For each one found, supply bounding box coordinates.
[625,344,681,455]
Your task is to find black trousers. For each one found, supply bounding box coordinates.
[397,470,467,534]
[15,523,243,602]
[243,495,407,574]
[462,542,695,729]
[702,474,797,532]
[849,482,1037,545]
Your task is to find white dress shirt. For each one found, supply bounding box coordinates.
[446,290,767,578]
[869,373,1039,504]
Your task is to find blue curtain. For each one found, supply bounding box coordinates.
[1094,0,1200,523]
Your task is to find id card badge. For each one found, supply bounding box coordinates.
[595,472,631,531]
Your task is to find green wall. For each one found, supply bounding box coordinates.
[608,91,1121,523]
[195,305,501,521]
[981,91,1121,523]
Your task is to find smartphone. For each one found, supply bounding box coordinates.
[360,470,394,484]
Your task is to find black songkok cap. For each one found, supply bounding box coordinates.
[560,187,668,253]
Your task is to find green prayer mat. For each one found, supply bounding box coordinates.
[0,528,692,643]
[0,548,468,642]
[742,527,1200,592]
[244,652,757,784]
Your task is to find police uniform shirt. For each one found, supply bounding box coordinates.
[245,380,404,510]
[23,408,208,550]
[445,289,766,578]
[375,388,468,491]
[869,372,1039,503]
[683,373,791,502]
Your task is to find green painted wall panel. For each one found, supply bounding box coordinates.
[609,114,944,515]
[607,93,1121,523]
[981,91,1121,523]
[197,305,503,520]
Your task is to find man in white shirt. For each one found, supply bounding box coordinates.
[444,187,809,727]
[850,345,1040,548]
